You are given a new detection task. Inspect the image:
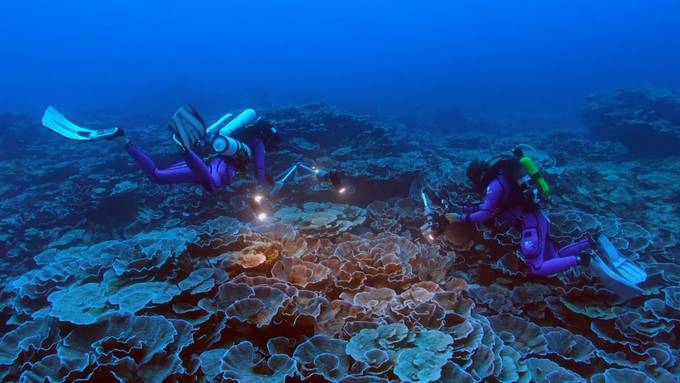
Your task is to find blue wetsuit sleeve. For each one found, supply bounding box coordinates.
[251,139,267,184]
[183,149,217,192]
[461,179,504,224]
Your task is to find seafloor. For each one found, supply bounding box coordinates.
[0,90,679,382]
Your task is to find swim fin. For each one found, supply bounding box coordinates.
[590,255,644,301]
[169,104,206,151]
[597,234,647,285]
[42,106,120,141]
[590,234,647,300]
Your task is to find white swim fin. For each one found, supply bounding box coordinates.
[42,106,119,140]
[590,254,644,301]
[590,234,647,301]
[597,234,647,285]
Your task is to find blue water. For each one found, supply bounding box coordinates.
[3,0,680,120]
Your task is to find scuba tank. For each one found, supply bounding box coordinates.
[219,109,257,137]
[205,108,257,139]
[208,109,258,156]
[513,148,551,206]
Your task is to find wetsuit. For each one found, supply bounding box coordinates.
[461,173,590,276]
[125,138,267,192]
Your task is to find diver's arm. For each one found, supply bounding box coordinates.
[251,139,267,184]
[460,179,504,224]
[183,149,217,192]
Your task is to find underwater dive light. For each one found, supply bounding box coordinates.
[248,186,273,223]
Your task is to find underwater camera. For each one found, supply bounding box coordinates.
[420,188,448,241]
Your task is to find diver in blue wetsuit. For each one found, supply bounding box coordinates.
[120,107,278,192]
[454,156,591,276]
[43,105,280,192]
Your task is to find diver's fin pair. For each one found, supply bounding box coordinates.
[42,106,120,141]
[597,234,647,284]
[169,104,207,151]
[590,234,647,301]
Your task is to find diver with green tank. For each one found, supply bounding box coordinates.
[422,146,646,300]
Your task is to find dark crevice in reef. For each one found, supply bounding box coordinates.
[39,165,80,183]
[582,88,680,158]
[83,192,141,227]
[311,173,418,208]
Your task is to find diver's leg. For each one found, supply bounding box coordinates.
[530,238,589,276]
[125,143,197,184]
[531,254,579,276]
[557,239,591,258]
[520,210,547,273]
[250,139,267,184]
[521,209,579,276]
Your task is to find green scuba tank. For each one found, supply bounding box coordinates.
[511,148,551,205]
[519,156,550,196]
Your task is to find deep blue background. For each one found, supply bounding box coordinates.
[2,0,680,122]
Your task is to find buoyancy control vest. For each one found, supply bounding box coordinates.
[486,148,552,207]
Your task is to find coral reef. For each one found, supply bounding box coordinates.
[1,103,679,382]
[582,88,680,158]
[275,202,367,238]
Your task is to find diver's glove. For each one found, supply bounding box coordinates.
[444,212,462,223]
[584,228,604,247]
[104,128,130,145]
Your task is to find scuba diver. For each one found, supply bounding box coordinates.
[456,148,590,276]
[42,105,280,193]
[42,105,345,221]
[421,146,646,299]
